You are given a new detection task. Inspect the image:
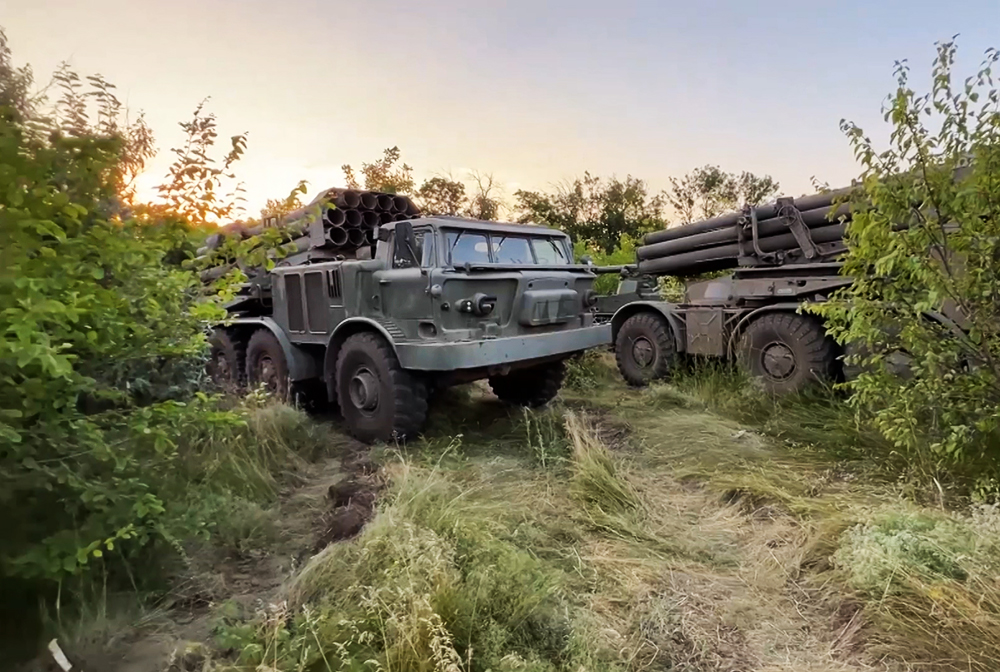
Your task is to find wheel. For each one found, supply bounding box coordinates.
[488,359,566,408]
[291,378,332,414]
[614,312,677,387]
[207,328,245,391]
[842,340,914,383]
[245,329,290,400]
[738,313,837,395]
[335,332,428,443]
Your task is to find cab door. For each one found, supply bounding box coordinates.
[373,227,437,327]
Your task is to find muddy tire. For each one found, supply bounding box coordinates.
[615,312,676,387]
[489,359,566,408]
[738,313,837,395]
[246,329,290,401]
[335,332,428,444]
[207,328,246,391]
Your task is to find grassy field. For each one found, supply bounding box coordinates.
[28,353,1000,672]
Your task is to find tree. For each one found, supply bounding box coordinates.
[465,170,503,221]
[342,146,414,194]
[515,173,666,255]
[154,98,248,224]
[416,176,466,215]
[261,180,309,221]
[810,39,1000,472]
[667,165,779,223]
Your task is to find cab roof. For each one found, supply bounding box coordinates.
[383,215,568,238]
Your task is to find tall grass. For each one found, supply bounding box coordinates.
[275,460,602,672]
[834,505,1000,671]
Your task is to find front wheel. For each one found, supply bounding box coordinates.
[614,312,677,387]
[738,313,837,395]
[489,360,566,408]
[335,332,428,444]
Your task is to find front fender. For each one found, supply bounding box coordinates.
[610,301,686,352]
[226,316,321,382]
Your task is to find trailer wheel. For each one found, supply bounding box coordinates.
[738,313,836,395]
[207,328,245,392]
[335,332,428,444]
[246,329,290,401]
[489,359,566,408]
[615,312,676,387]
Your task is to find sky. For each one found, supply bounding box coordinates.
[1,0,998,219]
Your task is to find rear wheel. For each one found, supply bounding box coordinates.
[615,312,676,387]
[335,332,428,443]
[489,360,566,408]
[738,313,837,395]
[207,328,245,392]
[246,329,290,401]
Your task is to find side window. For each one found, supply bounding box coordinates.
[531,238,570,264]
[446,231,491,265]
[492,236,534,264]
[392,229,434,269]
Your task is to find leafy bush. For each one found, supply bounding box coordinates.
[0,33,294,583]
[813,40,1000,474]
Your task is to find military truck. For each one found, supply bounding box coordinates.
[594,187,967,394]
[201,190,610,443]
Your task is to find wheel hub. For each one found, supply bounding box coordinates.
[631,337,655,368]
[349,368,380,412]
[258,355,279,391]
[213,353,231,381]
[761,342,795,380]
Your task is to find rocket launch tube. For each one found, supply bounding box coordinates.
[637,203,852,260]
[636,223,847,275]
[642,186,855,246]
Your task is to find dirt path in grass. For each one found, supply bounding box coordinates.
[30,433,380,672]
[40,374,906,672]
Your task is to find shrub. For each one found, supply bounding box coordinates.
[812,39,1000,475]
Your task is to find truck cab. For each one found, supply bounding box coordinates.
[211,216,610,443]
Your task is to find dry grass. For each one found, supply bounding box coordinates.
[53,355,1000,672]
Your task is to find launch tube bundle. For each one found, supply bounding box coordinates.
[635,186,857,275]
[196,188,421,282]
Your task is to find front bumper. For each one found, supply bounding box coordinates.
[394,324,612,371]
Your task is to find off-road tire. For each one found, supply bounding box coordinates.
[246,329,290,401]
[615,312,676,387]
[738,313,837,395]
[291,378,332,415]
[207,328,246,392]
[335,332,428,444]
[488,359,566,408]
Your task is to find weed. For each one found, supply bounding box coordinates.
[835,505,1000,670]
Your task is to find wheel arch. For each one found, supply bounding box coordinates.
[725,303,820,358]
[610,301,685,352]
[225,317,321,382]
[324,318,399,402]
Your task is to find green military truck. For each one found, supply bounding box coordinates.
[201,189,609,443]
[594,188,967,394]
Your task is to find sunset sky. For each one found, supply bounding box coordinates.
[2,0,998,220]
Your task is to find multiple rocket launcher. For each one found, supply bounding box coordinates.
[634,186,856,276]
[197,188,422,281]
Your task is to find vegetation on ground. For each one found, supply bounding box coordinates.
[3,22,1000,672]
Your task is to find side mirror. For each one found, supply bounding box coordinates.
[580,255,594,266]
[393,220,419,267]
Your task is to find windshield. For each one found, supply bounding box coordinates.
[446,229,571,265]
